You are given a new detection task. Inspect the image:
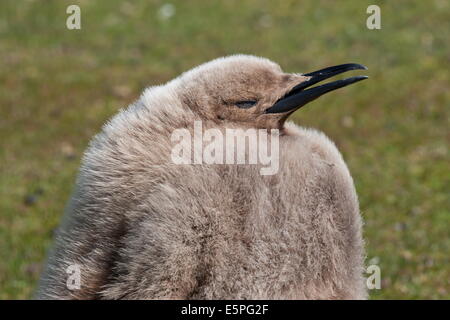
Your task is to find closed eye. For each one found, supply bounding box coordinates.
[235,100,257,109]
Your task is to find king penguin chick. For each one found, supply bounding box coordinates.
[37,55,368,300]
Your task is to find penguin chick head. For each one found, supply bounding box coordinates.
[172,54,368,130]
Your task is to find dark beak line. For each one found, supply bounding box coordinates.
[265,63,368,114]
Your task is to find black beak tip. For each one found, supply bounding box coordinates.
[346,63,368,71]
[265,64,369,114]
[355,63,368,71]
[353,75,369,81]
[344,63,368,72]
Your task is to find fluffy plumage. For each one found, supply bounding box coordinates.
[37,55,366,299]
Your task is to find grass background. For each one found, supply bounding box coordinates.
[0,0,448,299]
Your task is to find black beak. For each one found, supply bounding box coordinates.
[265,63,368,114]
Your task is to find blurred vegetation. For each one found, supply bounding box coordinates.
[0,0,449,299]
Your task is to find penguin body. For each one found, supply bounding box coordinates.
[37,55,367,299]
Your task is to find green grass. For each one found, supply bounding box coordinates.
[0,0,448,299]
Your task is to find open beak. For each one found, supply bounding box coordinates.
[265,63,368,114]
